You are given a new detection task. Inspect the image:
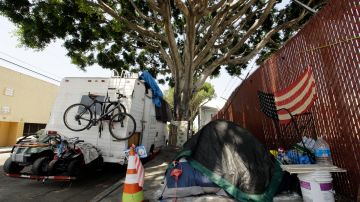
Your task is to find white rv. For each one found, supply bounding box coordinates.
[46,72,168,164]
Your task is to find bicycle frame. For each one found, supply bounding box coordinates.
[86,99,123,127]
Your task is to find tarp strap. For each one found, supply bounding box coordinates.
[172,150,283,202]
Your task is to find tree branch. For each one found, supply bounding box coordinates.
[174,0,189,17]
[194,0,277,90]
[225,0,276,57]
[147,0,161,13]
[129,0,161,24]
[228,12,307,64]
[95,0,167,43]
[195,6,227,54]
[207,0,227,12]
[193,0,254,69]
[160,2,184,72]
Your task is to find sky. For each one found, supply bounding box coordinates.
[0,15,260,110]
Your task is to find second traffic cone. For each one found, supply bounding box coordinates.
[122,147,144,202]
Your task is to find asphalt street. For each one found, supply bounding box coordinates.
[0,153,125,202]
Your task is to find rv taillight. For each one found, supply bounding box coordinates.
[47,131,58,135]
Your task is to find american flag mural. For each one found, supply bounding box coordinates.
[258,67,317,124]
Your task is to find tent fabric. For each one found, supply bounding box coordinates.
[139,71,163,107]
[162,159,223,199]
[172,120,283,201]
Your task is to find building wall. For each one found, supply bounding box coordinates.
[0,67,58,146]
[0,122,10,146]
[199,107,218,129]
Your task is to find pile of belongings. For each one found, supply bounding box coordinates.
[160,120,283,201]
[277,136,316,165]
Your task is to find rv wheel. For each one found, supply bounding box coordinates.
[3,158,24,174]
[67,159,82,176]
[94,156,104,171]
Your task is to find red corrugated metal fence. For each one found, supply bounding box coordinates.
[214,0,360,200]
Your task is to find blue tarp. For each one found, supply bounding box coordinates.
[139,71,163,107]
[165,161,218,189]
[161,160,222,199]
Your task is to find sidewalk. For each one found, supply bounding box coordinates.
[0,147,12,154]
[91,146,179,202]
[90,146,303,202]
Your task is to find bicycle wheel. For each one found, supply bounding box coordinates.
[104,102,126,117]
[63,103,93,131]
[109,113,136,141]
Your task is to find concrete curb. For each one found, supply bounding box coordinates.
[0,150,11,154]
[90,178,124,202]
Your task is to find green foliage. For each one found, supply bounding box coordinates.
[164,82,215,121]
[0,0,326,121]
[0,0,325,78]
[0,0,166,73]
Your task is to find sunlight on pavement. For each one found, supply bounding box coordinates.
[0,153,10,166]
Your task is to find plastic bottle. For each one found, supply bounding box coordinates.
[314,136,333,165]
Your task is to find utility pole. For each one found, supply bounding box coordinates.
[294,0,317,14]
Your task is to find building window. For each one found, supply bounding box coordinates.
[4,87,14,96]
[79,95,105,115]
[1,106,10,114]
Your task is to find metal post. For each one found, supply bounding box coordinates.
[294,0,317,14]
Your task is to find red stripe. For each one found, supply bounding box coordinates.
[275,74,314,106]
[279,94,317,124]
[275,68,311,97]
[137,160,141,171]
[6,174,74,181]
[277,85,316,115]
[135,155,139,165]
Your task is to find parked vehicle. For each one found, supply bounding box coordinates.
[46,135,103,176]
[46,71,168,164]
[4,71,169,180]
[3,130,54,174]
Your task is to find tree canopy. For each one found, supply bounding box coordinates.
[0,0,326,120]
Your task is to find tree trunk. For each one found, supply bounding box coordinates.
[173,73,192,122]
[172,72,193,147]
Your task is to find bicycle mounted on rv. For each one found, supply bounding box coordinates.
[63,91,136,140]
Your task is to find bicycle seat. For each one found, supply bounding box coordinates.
[116,93,126,98]
[88,93,100,100]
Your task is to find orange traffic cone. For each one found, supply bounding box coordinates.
[122,147,144,202]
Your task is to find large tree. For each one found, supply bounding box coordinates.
[0,0,325,122]
[164,82,215,123]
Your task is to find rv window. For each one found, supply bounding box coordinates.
[79,95,105,115]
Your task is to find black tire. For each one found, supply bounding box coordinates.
[89,156,104,172]
[67,159,82,176]
[63,103,93,131]
[3,158,24,174]
[31,157,50,175]
[104,102,126,117]
[47,159,60,175]
[109,113,136,141]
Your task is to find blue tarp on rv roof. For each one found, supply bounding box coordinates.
[139,71,163,107]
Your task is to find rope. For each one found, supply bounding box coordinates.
[297,35,360,54]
